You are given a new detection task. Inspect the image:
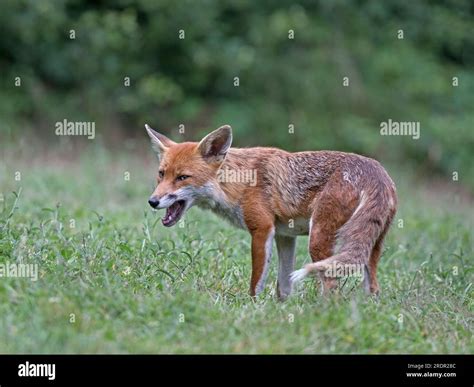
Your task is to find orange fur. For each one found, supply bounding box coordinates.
[146,125,397,298]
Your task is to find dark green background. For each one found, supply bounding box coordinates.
[1,0,473,187]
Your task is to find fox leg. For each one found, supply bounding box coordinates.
[363,210,394,294]
[307,178,359,293]
[275,235,296,301]
[249,225,275,297]
[364,240,382,295]
[243,197,276,297]
[308,219,340,293]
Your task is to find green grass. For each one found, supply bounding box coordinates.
[0,143,472,353]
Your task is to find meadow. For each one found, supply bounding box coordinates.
[0,140,472,353]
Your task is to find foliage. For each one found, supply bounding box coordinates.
[0,0,473,187]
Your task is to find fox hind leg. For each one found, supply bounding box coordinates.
[307,177,359,293]
[363,211,394,295]
[364,241,383,295]
[309,220,343,293]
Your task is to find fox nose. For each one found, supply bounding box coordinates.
[148,197,160,208]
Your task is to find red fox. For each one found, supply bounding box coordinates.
[146,124,397,300]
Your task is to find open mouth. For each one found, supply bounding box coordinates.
[162,200,186,227]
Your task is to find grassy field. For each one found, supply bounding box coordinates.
[0,142,472,353]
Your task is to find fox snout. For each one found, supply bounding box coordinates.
[148,196,160,209]
[148,194,177,209]
[148,192,188,228]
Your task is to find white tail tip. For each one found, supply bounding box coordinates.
[290,267,309,284]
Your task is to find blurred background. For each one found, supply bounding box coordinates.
[0,0,473,189]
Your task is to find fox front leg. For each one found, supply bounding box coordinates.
[249,226,275,297]
[275,234,296,300]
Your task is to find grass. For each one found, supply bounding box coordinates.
[0,141,472,353]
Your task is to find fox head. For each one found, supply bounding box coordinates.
[145,124,232,227]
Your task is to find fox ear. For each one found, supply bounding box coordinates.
[145,124,176,155]
[198,125,232,163]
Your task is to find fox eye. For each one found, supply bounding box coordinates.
[158,170,164,178]
[176,175,190,181]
